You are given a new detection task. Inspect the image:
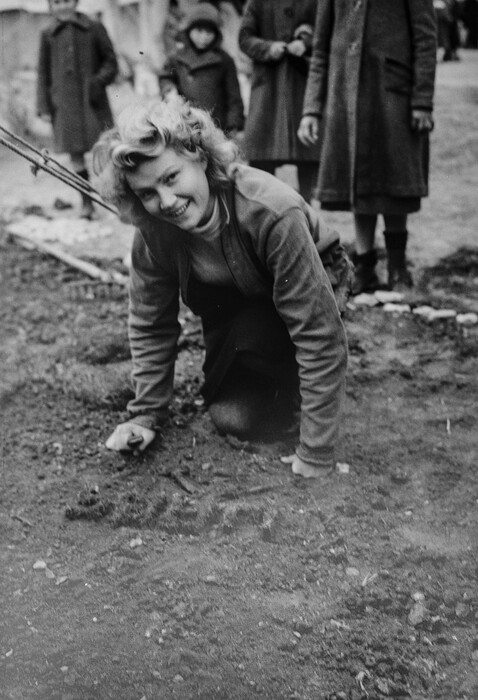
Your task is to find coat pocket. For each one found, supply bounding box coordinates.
[384,57,412,95]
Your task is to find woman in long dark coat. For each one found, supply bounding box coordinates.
[239,0,320,202]
[298,0,437,292]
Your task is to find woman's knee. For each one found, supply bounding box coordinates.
[208,397,255,438]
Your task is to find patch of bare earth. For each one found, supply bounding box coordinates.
[1,226,478,700]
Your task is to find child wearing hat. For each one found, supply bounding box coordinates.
[159,3,244,136]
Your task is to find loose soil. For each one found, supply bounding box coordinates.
[1,50,478,700]
[1,226,478,700]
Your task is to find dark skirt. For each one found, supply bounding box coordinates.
[186,275,298,405]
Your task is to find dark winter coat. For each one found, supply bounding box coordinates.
[37,13,118,154]
[302,0,437,207]
[162,39,245,133]
[239,0,320,162]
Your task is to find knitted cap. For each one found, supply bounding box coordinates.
[185,3,221,32]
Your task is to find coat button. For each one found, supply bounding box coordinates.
[284,7,293,18]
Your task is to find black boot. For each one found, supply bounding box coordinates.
[77,168,94,220]
[384,230,413,291]
[351,249,379,295]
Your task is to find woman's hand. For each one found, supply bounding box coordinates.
[281,453,325,478]
[298,115,320,146]
[411,109,434,133]
[268,41,287,61]
[105,421,156,452]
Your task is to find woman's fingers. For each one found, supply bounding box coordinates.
[105,422,156,452]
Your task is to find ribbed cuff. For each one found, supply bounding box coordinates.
[123,412,163,431]
[296,444,335,469]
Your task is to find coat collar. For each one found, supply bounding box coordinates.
[49,12,92,36]
[175,43,223,70]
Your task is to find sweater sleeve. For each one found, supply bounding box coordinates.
[261,208,348,467]
[302,0,334,117]
[238,0,280,63]
[408,0,437,110]
[126,230,181,425]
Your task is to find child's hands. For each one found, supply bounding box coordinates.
[411,109,434,132]
[298,115,320,146]
[287,39,307,57]
[105,421,156,452]
[269,41,287,60]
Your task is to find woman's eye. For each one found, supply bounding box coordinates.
[165,171,178,184]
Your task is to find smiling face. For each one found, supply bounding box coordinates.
[125,147,214,231]
[49,0,78,20]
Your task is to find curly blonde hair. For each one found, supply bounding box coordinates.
[92,98,238,225]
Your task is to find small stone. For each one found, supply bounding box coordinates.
[44,568,56,579]
[33,560,47,570]
[346,567,360,577]
[204,575,219,585]
[60,666,69,673]
[456,312,478,326]
[413,305,435,320]
[427,309,456,322]
[336,462,350,474]
[374,290,404,304]
[383,303,411,314]
[129,536,143,549]
[412,591,425,602]
[353,293,379,307]
[375,677,390,694]
[408,601,427,626]
[173,674,184,683]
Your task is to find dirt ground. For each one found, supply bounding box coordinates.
[1,54,478,700]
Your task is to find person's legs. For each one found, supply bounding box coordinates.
[296,161,319,203]
[383,214,413,290]
[351,213,379,294]
[206,301,299,440]
[70,152,94,219]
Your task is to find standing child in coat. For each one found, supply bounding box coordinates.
[159,3,244,137]
[238,0,320,203]
[36,0,118,219]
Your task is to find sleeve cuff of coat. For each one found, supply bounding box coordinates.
[296,444,335,469]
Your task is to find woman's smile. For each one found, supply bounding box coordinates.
[126,147,213,231]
